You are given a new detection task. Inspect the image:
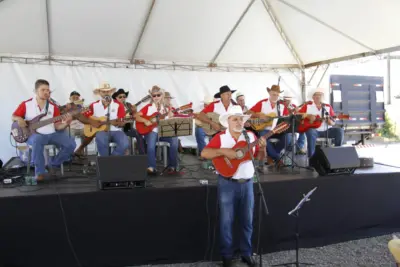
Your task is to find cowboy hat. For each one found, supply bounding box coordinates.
[164,92,174,99]
[201,95,214,104]
[267,85,283,94]
[283,90,295,99]
[93,82,116,94]
[235,91,245,99]
[308,88,326,100]
[70,91,80,97]
[219,105,251,128]
[112,88,129,99]
[214,85,236,98]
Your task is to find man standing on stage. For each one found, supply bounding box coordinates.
[201,105,266,267]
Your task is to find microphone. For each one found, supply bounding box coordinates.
[103,95,112,102]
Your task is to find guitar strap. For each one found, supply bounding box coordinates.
[276,102,281,116]
[44,100,50,115]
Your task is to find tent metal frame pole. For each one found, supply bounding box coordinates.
[387,53,391,105]
[0,56,298,72]
[317,64,330,88]
[130,0,156,64]
[45,0,52,58]
[305,45,400,68]
[261,0,304,69]
[301,69,306,102]
[277,0,376,54]
[209,0,256,64]
[307,66,319,85]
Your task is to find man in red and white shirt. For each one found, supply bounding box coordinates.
[247,85,289,163]
[84,83,129,156]
[136,86,179,175]
[298,88,344,157]
[12,79,76,181]
[201,105,265,267]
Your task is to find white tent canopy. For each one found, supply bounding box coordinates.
[1,0,400,69]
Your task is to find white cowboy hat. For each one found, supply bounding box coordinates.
[283,90,295,99]
[219,105,251,128]
[93,82,116,94]
[235,91,245,99]
[201,95,214,104]
[308,88,326,100]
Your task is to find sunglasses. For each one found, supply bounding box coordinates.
[152,94,161,98]
[118,95,127,99]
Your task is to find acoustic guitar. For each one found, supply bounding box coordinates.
[297,113,350,133]
[11,106,88,143]
[196,112,225,136]
[83,116,135,137]
[248,112,286,131]
[136,102,193,135]
[212,122,290,177]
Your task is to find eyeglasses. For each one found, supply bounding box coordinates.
[118,95,127,99]
[152,94,161,98]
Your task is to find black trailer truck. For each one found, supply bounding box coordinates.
[330,74,385,145]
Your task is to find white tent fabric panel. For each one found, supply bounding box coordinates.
[0,63,300,162]
[1,0,400,66]
[49,0,149,60]
[135,0,252,63]
[0,0,48,55]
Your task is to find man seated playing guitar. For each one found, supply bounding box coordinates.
[197,85,238,136]
[112,88,146,155]
[247,85,289,164]
[136,86,179,175]
[201,105,266,267]
[298,88,344,157]
[12,79,76,181]
[84,83,129,156]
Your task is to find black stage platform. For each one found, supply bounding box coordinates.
[0,155,400,267]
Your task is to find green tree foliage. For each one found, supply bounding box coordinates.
[378,113,399,139]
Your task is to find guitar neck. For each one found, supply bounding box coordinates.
[241,130,275,153]
[32,113,70,130]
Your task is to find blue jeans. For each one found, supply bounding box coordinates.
[305,127,345,157]
[27,131,76,176]
[260,130,286,160]
[285,132,306,150]
[144,131,179,169]
[218,175,254,259]
[195,127,207,155]
[125,129,146,154]
[96,131,129,156]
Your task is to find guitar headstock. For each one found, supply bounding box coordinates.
[179,102,193,110]
[142,95,151,103]
[272,122,290,134]
[337,113,350,120]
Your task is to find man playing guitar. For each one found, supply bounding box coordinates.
[12,79,76,181]
[136,86,179,175]
[201,105,265,267]
[197,85,238,134]
[83,83,129,156]
[247,85,289,164]
[112,88,146,154]
[298,88,344,157]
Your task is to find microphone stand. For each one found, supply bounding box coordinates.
[105,99,112,156]
[321,104,329,148]
[243,130,269,267]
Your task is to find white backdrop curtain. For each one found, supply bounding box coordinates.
[0,63,300,163]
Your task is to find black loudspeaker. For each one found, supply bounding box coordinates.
[310,146,360,176]
[96,155,147,189]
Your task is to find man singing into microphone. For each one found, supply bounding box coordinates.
[83,82,129,156]
[298,88,344,157]
[201,105,266,267]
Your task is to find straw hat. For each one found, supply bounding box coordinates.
[201,95,214,104]
[308,88,326,100]
[164,92,174,99]
[235,91,245,99]
[219,105,251,128]
[283,90,295,99]
[93,82,116,94]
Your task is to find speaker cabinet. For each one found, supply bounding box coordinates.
[96,155,147,189]
[310,146,360,176]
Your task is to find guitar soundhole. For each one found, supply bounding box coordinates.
[236,150,244,159]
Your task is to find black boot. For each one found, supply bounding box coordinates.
[241,255,256,267]
[222,257,233,267]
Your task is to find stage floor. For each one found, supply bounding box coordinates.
[1,154,399,198]
[1,154,400,267]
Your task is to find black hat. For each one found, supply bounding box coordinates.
[112,88,129,99]
[70,91,80,97]
[214,85,236,98]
